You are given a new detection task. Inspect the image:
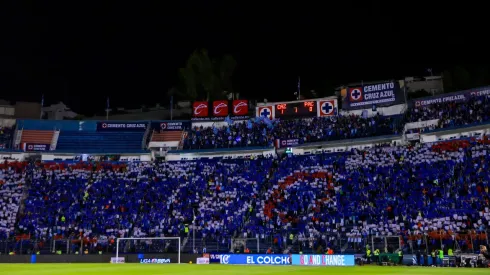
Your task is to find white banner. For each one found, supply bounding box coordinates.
[404,119,439,131]
[197,257,210,264]
[406,133,420,141]
[110,257,125,264]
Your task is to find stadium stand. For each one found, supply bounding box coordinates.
[19,130,54,145]
[0,136,486,256]
[56,131,146,153]
[0,89,489,260]
[183,114,401,150]
[0,126,13,149]
[150,130,183,143]
[406,94,490,131]
[0,162,25,240]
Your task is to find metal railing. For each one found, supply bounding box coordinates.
[1,230,488,255]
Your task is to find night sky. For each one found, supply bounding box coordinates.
[0,1,486,116]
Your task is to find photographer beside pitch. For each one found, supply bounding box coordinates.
[479,245,490,267]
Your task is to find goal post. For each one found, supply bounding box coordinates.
[115,237,181,264]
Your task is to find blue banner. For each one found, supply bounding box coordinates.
[96,122,147,132]
[209,253,222,263]
[150,121,191,131]
[343,81,404,110]
[276,138,300,148]
[291,254,355,266]
[413,86,490,107]
[24,143,50,152]
[220,254,291,265]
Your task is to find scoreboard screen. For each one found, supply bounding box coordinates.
[275,101,317,119]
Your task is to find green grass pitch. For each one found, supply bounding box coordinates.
[1,264,489,275]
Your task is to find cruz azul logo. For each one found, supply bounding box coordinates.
[320,100,335,116]
[213,100,229,116]
[232,100,248,115]
[220,255,230,264]
[193,101,209,117]
[349,88,362,101]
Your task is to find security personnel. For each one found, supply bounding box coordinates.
[373,249,380,264]
[184,224,189,235]
[438,249,444,266]
[289,233,294,245]
[448,248,453,256]
[61,216,66,223]
[398,250,403,265]
[366,248,372,264]
[431,250,436,266]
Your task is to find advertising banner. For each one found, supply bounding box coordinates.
[220,254,290,265]
[139,258,171,264]
[209,254,222,263]
[233,100,249,116]
[318,100,337,117]
[291,254,355,266]
[151,121,191,131]
[413,86,490,107]
[193,101,209,118]
[213,100,229,117]
[110,257,125,264]
[196,257,210,264]
[275,139,300,148]
[96,122,147,132]
[343,81,404,110]
[24,143,51,152]
[192,100,249,121]
[406,133,420,141]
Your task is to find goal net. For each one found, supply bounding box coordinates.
[115,237,181,264]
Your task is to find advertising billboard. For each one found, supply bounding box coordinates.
[291,254,355,266]
[232,100,249,116]
[413,86,490,107]
[220,254,290,265]
[192,101,209,118]
[96,122,147,132]
[342,81,404,110]
[275,139,300,148]
[192,100,249,121]
[212,100,229,117]
[24,143,51,152]
[151,121,191,131]
[139,258,171,264]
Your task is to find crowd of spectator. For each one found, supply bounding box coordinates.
[184,114,399,150]
[0,162,26,239]
[406,94,490,132]
[0,136,487,255]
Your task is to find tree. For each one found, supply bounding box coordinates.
[179,49,236,101]
[219,54,237,96]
